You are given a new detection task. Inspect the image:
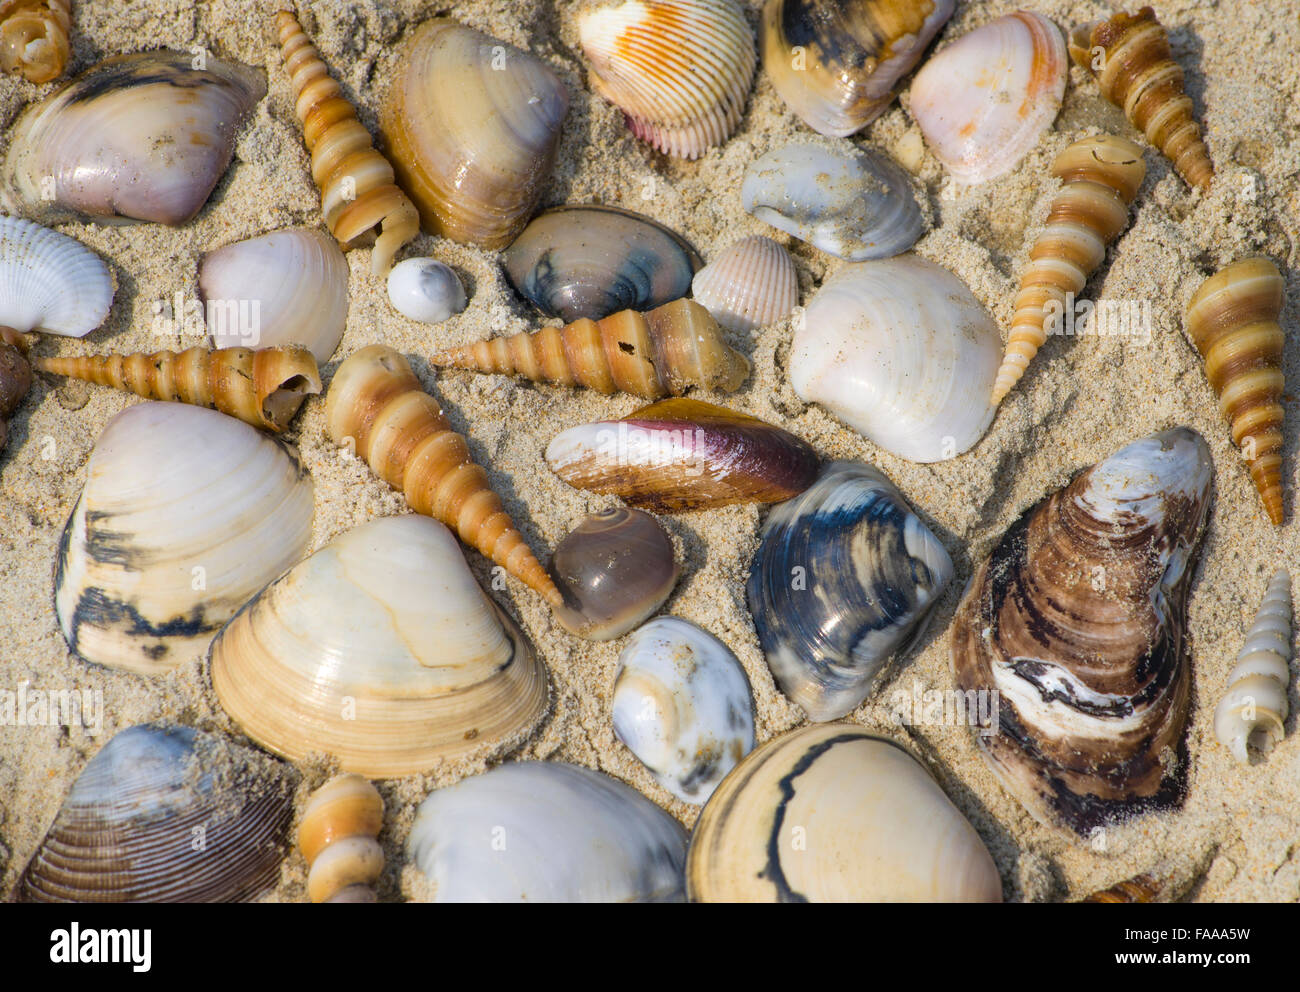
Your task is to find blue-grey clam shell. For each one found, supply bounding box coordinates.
[746,461,953,721]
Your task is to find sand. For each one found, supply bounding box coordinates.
[2,0,1299,902]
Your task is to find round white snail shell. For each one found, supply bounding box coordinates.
[613,616,756,804]
[690,235,798,334]
[54,402,314,675]
[386,257,467,324]
[0,215,114,337]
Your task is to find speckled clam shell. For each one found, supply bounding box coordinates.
[686,725,1002,902]
[741,142,923,260]
[746,461,953,722]
[909,11,1067,185]
[503,205,701,322]
[613,616,755,804]
[761,0,955,136]
[790,254,999,462]
[54,402,314,676]
[407,761,688,902]
[0,215,113,338]
[198,228,348,364]
[210,514,549,779]
[579,0,756,159]
[951,428,1213,836]
[1,52,265,225]
[691,235,798,333]
[20,723,296,903]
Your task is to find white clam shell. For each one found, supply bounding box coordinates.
[199,228,347,364]
[909,11,1067,185]
[386,257,467,324]
[407,761,688,902]
[0,215,113,337]
[613,617,756,804]
[691,235,798,333]
[790,255,999,462]
[54,402,314,675]
[741,142,923,260]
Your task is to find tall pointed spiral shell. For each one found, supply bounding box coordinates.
[35,346,321,433]
[431,298,749,399]
[275,10,418,276]
[20,723,297,903]
[1069,7,1212,192]
[992,135,1146,404]
[691,235,799,334]
[1214,569,1292,764]
[951,428,1213,835]
[0,0,70,83]
[324,345,560,606]
[298,774,385,903]
[0,215,114,338]
[579,0,756,159]
[1185,257,1286,525]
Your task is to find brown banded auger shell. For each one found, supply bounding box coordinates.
[1082,874,1161,903]
[298,774,385,904]
[0,0,70,83]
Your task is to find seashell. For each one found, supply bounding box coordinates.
[546,397,819,512]
[298,773,385,904]
[741,141,923,260]
[1069,7,1213,192]
[34,346,321,433]
[55,402,314,675]
[20,723,296,903]
[549,507,679,641]
[909,11,1068,185]
[0,215,114,338]
[0,337,31,452]
[691,234,798,334]
[431,298,749,400]
[1214,569,1292,764]
[613,616,755,804]
[1185,257,1286,525]
[502,205,701,323]
[276,11,418,275]
[407,761,688,902]
[746,461,952,721]
[992,134,1146,404]
[951,428,1214,835]
[578,0,756,159]
[0,0,69,83]
[1,51,265,225]
[211,514,549,778]
[790,254,1000,462]
[686,725,1003,902]
[379,18,569,250]
[386,257,467,325]
[198,228,348,364]
[1082,874,1160,903]
[761,0,954,137]
[324,345,561,606]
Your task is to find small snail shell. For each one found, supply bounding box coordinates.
[1082,874,1160,903]
[430,298,749,400]
[386,257,467,325]
[275,10,419,275]
[0,0,70,83]
[1214,569,1292,763]
[298,774,385,903]
[992,135,1146,404]
[35,346,321,433]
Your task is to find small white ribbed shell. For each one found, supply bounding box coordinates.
[1214,569,1293,764]
[199,228,348,364]
[579,0,756,159]
[0,215,113,337]
[691,235,798,333]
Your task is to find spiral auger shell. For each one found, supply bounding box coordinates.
[1214,569,1292,763]
[275,9,418,276]
[0,0,70,84]
[298,774,385,903]
[34,345,321,433]
[324,344,562,607]
[430,298,749,400]
[1185,256,1286,525]
[991,134,1146,404]
[1069,6,1213,193]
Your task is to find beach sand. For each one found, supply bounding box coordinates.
[2,0,1299,902]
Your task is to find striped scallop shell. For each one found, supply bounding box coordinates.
[691,235,798,333]
[579,0,757,159]
[0,215,113,337]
